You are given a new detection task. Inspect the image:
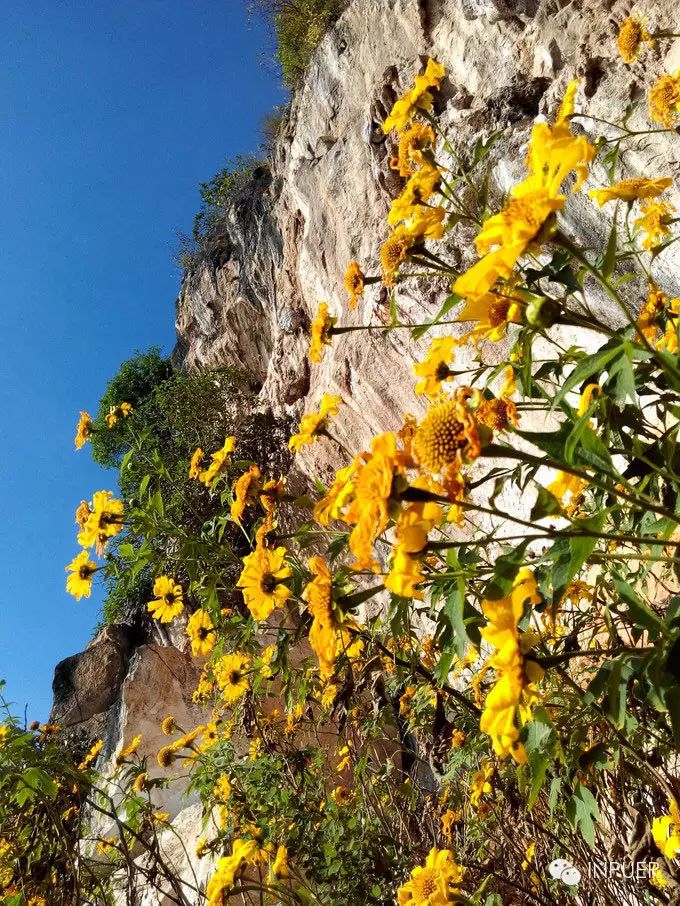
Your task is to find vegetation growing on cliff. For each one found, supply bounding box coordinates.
[4,18,680,906]
[250,0,345,87]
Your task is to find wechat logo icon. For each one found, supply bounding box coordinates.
[548,858,582,886]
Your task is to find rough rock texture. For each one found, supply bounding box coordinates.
[51,625,134,734]
[174,0,680,492]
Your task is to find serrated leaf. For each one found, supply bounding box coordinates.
[411,294,460,340]
[530,485,562,521]
[614,578,665,638]
[550,343,621,410]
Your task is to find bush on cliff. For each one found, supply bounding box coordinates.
[251,0,345,87]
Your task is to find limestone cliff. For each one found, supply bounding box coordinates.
[51,0,680,900]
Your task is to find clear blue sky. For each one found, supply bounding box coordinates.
[0,0,284,721]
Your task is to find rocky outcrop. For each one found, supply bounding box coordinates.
[173,0,680,492]
[51,625,134,736]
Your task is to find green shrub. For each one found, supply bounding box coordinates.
[251,0,345,87]
[91,347,172,468]
[175,154,266,272]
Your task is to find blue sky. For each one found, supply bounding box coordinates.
[0,1,284,721]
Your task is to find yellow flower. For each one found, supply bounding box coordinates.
[196,837,209,858]
[77,491,124,553]
[380,227,414,284]
[388,162,442,228]
[75,499,91,529]
[147,576,184,623]
[97,837,116,855]
[237,545,292,620]
[652,798,680,858]
[161,716,178,736]
[455,117,594,301]
[270,844,289,880]
[469,760,494,809]
[617,17,654,63]
[413,398,482,474]
[521,841,536,870]
[330,785,352,806]
[457,288,522,344]
[397,847,465,905]
[451,729,466,749]
[400,204,446,241]
[635,198,674,250]
[344,433,402,570]
[65,550,98,601]
[479,570,543,761]
[186,609,215,657]
[383,58,446,133]
[133,772,148,793]
[309,301,336,364]
[206,839,260,905]
[214,652,251,705]
[154,811,170,824]
[105,402,133,428]
[556,78,580,124]
[74,411,94,450]
[303,556,338,678]
[78,739,103,770]
[589,177,673,207]
[214,774,232,802]
[336,744,352,773]
[314,461,356,525]
[289,394,342,452]
[477,397,518,432]
[188,447,205,479]
[198,722,220,751]
[649,71,680,127]
[344,261,365,310]
[413,336,457,397]
[547,470,588,516]
[116,734,142,765]
[392,121,435,177]
[385,546,426,599]
[156,745,177,768]
[231,464,261,522]
[199,436,236,488]
[440,809,460,840]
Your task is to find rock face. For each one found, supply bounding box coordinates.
[173,0,680,490]
[51,625,134,736]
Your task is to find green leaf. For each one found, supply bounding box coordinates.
[606,342,636,405]
[550,513,604,602]
[483,541,530,600]
[550,343,621,410]
[411,294,460,340]
[664,685,680,747]
[569,424,614,473]
[530,485,562,521]
[614,578,665,639]
[566,783,600,847]
[601,217,618,279]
